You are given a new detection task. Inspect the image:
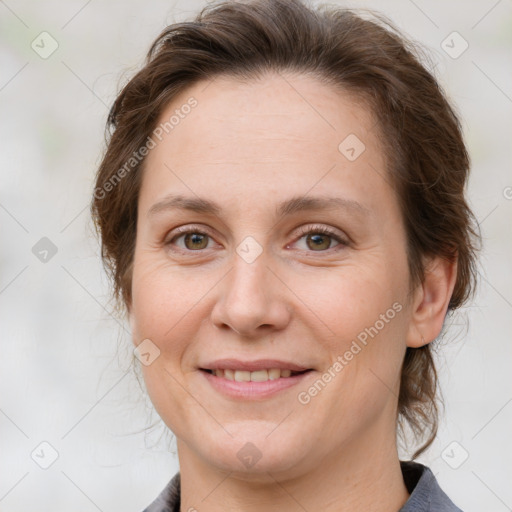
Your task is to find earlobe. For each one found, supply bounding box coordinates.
[406,254,458,348]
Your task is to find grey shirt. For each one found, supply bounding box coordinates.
[142,461,463,512]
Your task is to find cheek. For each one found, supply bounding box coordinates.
[130,257,209,435]
[300,297,407,443]
[130,255,221,373]
[131,257,196,338]
[296,259,405,340]
[295,263,408,406]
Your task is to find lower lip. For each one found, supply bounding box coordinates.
[200,370,313,400]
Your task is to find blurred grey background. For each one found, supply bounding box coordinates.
[0,0,511,510]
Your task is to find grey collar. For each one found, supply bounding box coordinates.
[142,461,463,512]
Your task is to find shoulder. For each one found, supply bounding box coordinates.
[400,461,464,512]
[141,472,181,512]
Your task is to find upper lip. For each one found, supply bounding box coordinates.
[200,359,312,372]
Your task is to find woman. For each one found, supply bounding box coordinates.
[91,0,480,510]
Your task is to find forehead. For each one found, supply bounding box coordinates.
[139,71,390,214]
[152,71,377,151]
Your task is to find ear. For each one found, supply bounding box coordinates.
[406,254,458,348]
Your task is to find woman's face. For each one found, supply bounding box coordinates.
[130,72,416,478]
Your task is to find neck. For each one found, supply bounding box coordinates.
[177,423,409,512]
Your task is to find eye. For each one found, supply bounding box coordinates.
[166,226,215,251]
[165,224,349,254]
[291,224,348,252]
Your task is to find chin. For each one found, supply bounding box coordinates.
[191,423,313,479]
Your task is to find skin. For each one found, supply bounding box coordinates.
[129,71,457,511]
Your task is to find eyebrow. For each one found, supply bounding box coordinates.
[147,193,371,218]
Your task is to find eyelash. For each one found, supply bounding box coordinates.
[166,224,349,254]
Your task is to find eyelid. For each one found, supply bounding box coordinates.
[292,223,349,247]
[165,223,349,253]
[165,224,218,246]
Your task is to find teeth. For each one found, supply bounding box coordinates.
[268,368,281,380]
[234,370,251,382]
[250,370,268,382]
[212,368,296,381]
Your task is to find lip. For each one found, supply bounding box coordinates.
[199,358,312,372]
[200,368,314,400]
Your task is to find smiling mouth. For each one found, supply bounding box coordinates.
[200,368,311,382]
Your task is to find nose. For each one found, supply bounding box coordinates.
[210,253,291,338]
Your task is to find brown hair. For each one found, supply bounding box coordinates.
[91,0,480,458]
